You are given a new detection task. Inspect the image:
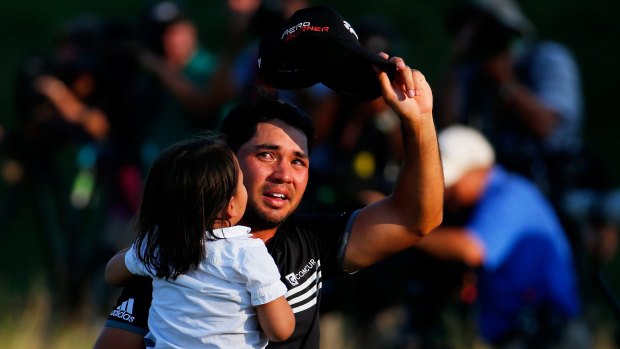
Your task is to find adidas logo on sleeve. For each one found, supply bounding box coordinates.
[110,298,136,322]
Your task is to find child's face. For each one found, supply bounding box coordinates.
[229,164,248,226]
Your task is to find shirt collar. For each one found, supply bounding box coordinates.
[210,225,252,239]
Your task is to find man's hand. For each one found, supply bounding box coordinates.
[375,53,433,122]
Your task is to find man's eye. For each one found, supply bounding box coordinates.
[258,152,274,160]
[292,159,308,167]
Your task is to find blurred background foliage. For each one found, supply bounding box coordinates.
[0,0,618,348]
[1,0,619,178]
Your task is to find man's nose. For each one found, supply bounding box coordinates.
[270,160,293,183]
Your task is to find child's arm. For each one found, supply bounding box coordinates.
[256,296,295,342]
[104,247,133,286]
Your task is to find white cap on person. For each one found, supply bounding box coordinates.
[438,125,495,187]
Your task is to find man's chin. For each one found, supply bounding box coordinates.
[242,207,292,230]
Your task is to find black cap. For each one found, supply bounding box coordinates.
[258,6,397,101]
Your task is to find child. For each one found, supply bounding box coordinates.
[105,137,294,348]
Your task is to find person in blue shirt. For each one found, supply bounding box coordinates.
[415,125,590,348]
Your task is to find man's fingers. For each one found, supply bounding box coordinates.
[375,53,429,101]
[387,56,416,98]
[376,67,394,99]
[411,69,428,96]
[399,65,416,98]
[412,69,426,82]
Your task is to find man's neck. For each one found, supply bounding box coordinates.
[251,228,278,244]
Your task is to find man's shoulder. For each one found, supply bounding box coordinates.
[520,41,577,68]
[531,41,573,55]
[269,211,355,262]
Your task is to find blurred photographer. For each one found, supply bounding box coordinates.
[437,0,619,330]
[438,0,583,200]
[4,15,145,316]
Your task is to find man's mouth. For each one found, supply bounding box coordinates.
[263,191,289,207]
[266,192,287,200]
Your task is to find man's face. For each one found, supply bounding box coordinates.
[444,168,489,212]
[235,119,310,229]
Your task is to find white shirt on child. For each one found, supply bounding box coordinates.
[125,225,287,349]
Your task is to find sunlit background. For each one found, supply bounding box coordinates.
[0,0,619,348]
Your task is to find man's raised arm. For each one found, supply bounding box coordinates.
[343,54,444,272]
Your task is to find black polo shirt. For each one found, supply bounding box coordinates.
[104,211,355,349]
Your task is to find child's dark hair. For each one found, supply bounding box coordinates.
[135,136,239,280]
